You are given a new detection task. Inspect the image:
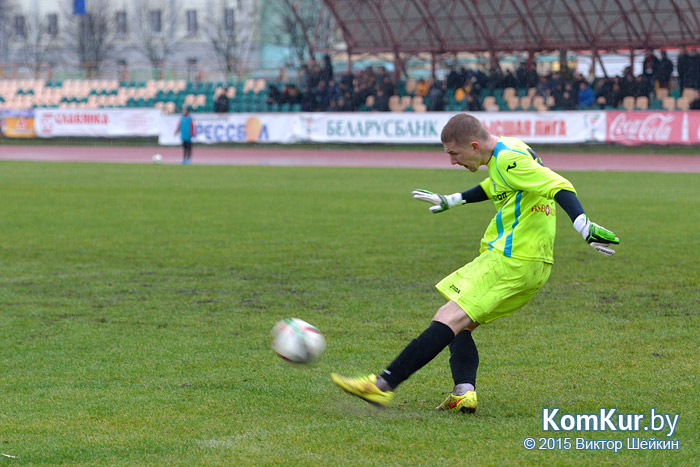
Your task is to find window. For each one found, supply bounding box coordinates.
[186,10,197,37]
[14,15,26,40]
[149,9,162,35]
[115,11,127,38]
[224,8,235,36]
[47,14,59,39]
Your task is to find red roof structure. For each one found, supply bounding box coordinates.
[320,0,700,55]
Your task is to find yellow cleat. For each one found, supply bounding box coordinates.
[330,373,394,408]
[436,392,477,413]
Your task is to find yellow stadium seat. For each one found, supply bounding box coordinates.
[404,79,417,95]
[676,97,691,111]
[662,97,676,111]
[388,95,401,111]
[506,96,519,111]
[635,96,649,110]
[482,96,499,111]
[655,88,669,100]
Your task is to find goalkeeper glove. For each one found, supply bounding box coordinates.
[573,214,620,256]
[412,189,464,214]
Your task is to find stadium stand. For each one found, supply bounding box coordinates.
[0,57,697,114]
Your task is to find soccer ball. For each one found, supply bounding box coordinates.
[271,318,325,363]
[152,154,163,163]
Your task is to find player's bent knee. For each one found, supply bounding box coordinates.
[433,301,478,334]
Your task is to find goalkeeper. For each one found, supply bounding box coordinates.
[331,113,619,412]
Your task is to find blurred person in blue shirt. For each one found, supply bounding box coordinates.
[174,107,196,164]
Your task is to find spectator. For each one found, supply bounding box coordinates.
[373,88,390,111]
[554,82,577,110]
[549,72,563,93]
[634,75,651,98]
[463,92,483,112]
[282,84,301,105]
[340,71,354,90]
[604,82,623,108]
[515,62,528,89]
[327,80,342,102]
[321,54,334,83]
[459,67,470,89]
[655,51,674,90]
[690,94,700,110]
[620,73,637,98]
[380,75,395,97]
[314,81,330,111]
[577,81,594,108]
[300,86,314,111]
[593,77,612,102]
[535,75,551,98]
[415,78,430,97]
[446,65,463,90]
[642,48,658,91]
[677,47,689,90]
[336,95,352,112]
[473,69,488,90]
[525,63,539,88]
[342,90,356,111]
[213,88,230,112]
[502,69,517,89]
[328,98,341,112]
[486,67,503,90]
[265,84,282,106]
[427,80,446,111]
[685,48,700,90]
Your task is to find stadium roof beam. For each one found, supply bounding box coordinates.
[320,0,700,59]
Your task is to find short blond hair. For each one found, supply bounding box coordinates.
[441,113,489,145]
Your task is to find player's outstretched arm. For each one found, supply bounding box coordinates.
[412,189,462,213]
[573,214,620,257]
[412,185,487,214]
[554,190,620,256]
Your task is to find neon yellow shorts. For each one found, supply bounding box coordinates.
[436,249,551,325]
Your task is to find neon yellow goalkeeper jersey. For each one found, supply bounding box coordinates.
[478,137,575,263]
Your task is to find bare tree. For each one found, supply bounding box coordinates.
[13,9,61,77]
[0,0,17,65]
[134,0,181,79]
[277,0,337,67]
[204,0,260,79]
[61,0,115,78]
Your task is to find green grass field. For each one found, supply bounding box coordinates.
[0,161,697,466]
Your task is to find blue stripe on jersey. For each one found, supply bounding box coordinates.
[493,141,516,190]
[503,191,523,257]
[488,209,505,251]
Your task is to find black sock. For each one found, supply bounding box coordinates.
[449,330,479,387]
[380,321,455,389]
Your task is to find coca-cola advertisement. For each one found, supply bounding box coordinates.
[606,111,700,145]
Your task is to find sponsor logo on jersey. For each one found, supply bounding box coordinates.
[531,204,555,216]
